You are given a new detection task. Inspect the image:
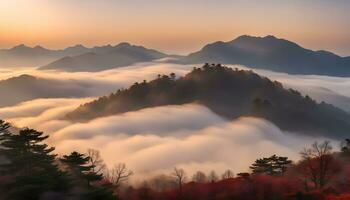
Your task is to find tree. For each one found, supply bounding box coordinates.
[192,171,207,183]
[221,169,234,179]
[237,172,250,179]
[298,141,340,189]
[0,127,69,200]
[170,72,176,80]
[61,151,102,187]
[61,151,117,200]
[208,170,219,183]
[87,148,106,174]
[250,154,291,176]
[106,163,133,188]
[0,120,9,133]
[172,167,186,193]
[340,139,350,155]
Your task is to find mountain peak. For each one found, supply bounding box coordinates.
[11,44,30,50]
[33,45,46,50]
[71,44,86,48]
[263,35,277,39]
[231,35,278,43]
[64,44,88,51]
[116,42,131,48]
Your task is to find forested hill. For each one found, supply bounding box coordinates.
[66,64,350,139]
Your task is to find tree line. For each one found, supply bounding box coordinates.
[0,120,132,200]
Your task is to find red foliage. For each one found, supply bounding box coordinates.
[118,153,350,200]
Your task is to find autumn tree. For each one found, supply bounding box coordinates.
[298,141,340,189]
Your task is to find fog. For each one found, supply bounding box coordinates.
[1,61,350,110]
[0,61,348,180]
[0,101,334,180]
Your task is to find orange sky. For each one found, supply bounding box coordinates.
[0,0,349,55]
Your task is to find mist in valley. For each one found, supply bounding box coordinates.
[0,61,348,182]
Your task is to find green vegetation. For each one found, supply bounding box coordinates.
[0,121,69,200]
[250,155,292,176]
[0,120,118,200]
[67,63,350,139]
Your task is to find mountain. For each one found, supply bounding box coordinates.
[181,35,350,77]
[0,75,89,107]
[66,64,350,139]
[39,43,167,72]
[0,44,91,68]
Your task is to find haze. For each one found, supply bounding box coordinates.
[1,0,350,55]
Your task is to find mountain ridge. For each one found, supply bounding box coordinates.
[2,35,350,76]
[0,42,167,69]
[39,43,167,72]
[0,74,90,107]
[66,64,350,139]
[180,35,350,76]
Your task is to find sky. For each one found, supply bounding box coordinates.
[0,0,350,55]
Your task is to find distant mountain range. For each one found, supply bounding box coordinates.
[180,35,350,76]
[0,75,89,107]
[0,44,91,68]
[66,64,350,139]
[1,35,350,76]
[0,43,167,71]
[39,43,167,72]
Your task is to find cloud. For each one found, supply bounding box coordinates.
[0,62,347,181]
[0,98,92,132]
[1,61,350,111]
[1,98,328,179]
[0,101,328,181]
[229,65,350,112]
[52,104,334,181]
[51,104,225,140]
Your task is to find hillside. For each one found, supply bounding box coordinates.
[39,43,167,72]
[181,35,350,77]
[66,64,350,139]
[0,75,88,107]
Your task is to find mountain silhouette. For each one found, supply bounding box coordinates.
[181,35,350,77]
[0,74,90,107]
[3,36,350,75]
[66,64,350,139]
[39,43,167,72]
[0,44,91,68]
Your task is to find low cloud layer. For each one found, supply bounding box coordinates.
[1,61,350,111]
[0,61,348,181]
[0,100,335,180]
[51,104,334,179]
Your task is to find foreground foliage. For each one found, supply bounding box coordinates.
[0,120,117,200]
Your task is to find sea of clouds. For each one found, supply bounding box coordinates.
[0,61,349,180]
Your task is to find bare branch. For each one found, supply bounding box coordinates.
[106,163,133,187]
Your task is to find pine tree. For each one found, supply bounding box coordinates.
[60,151,102,187]
[250,155,292,176]
[0,126,70,200]
[61,151,117,200]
